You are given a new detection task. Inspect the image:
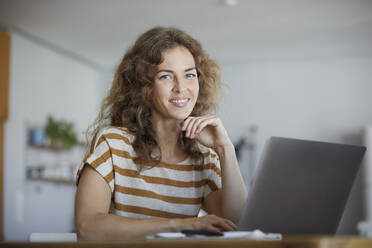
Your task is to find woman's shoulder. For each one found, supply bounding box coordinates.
[95,125,136,146]
[101,126,131,133]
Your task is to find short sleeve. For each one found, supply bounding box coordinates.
[203,150,222,198]
[76,132,115,193]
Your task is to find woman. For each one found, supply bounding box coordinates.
[75,26,247,240]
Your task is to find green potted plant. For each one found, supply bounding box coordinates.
[44,115,78,150]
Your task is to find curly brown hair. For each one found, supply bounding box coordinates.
[88,26,222,169]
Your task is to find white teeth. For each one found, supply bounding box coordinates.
[170,99,188,103]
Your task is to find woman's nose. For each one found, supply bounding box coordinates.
[173,76,186,92]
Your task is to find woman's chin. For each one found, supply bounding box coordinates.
[172,115,189,121]
[169,110,193,121]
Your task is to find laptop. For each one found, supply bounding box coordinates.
[238,136,366,235]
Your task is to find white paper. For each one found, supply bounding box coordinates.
[153,232,186,238]
[223,230,282,240]
[147,229,282,240]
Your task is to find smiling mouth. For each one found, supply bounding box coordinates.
[169,98,190,107]
[169,98,189,103]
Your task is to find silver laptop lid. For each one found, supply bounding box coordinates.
[238,137,366,234]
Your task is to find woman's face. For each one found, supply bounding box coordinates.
[152,46,199,122]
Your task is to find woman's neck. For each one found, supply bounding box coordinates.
[152,117,186,163]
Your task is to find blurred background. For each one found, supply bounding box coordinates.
[0,0,372,241]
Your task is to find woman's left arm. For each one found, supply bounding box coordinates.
[181,115,248,224]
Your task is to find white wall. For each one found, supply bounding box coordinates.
[220,56,372,234]
[3,32,104,240]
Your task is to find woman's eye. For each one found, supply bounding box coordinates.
[185,73,197,79]
[159,74,171,80]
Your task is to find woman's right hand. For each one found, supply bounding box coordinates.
[178,215,237,232]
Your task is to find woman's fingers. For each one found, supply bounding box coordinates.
[183,117,197,138]
[190,117,205,138]
[181,116,198,137]
[199,223,223,233]
[181,117,192,132]
[182,115,216,139]
[220,218,237,231]
[181,116,195,138]
[195,117,217,135]
[212,217,236,232]
[192,215,236,232]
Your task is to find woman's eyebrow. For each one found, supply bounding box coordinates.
[185,67,197,72]
[157,69,173,73]
[157,67,196,74]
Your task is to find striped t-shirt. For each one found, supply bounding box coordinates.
[77,126,222,219]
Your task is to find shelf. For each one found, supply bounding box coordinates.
[27,175,75,185]
[28,143,86,151]
[25,141,85,185]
